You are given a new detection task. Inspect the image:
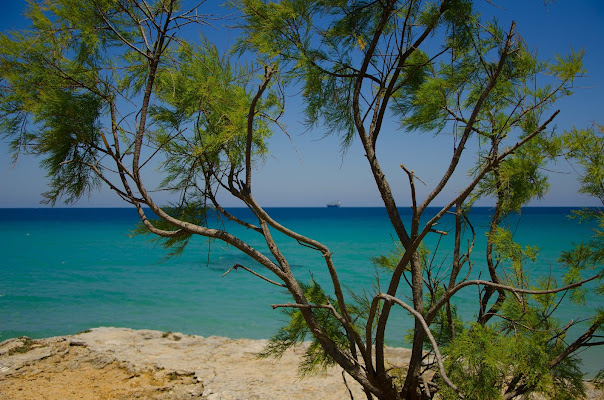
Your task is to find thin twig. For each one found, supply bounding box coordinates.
[342,371,355,400]
[223,264,286,287]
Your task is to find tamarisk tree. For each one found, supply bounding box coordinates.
[1,1,602,399]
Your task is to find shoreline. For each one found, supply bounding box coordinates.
[0,326,386,399]
[1,327,603,400]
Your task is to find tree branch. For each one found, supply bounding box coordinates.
[245,65,275,191]
[427,273,601,322]
[223,263,286,287]
[417,21,518,216]
[378,293,462,397]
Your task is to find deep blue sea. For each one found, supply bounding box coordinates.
[0,207,601,375]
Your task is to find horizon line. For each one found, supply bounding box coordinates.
[0,205,600,209]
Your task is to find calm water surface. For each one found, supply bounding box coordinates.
[0,207,601,374]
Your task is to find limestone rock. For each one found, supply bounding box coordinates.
[0,327,601,400]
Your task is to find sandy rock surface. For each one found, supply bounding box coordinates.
[0,327,404,400]
[1,327,602,400]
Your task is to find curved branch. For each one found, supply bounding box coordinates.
[85,159,143,204]
[378,293,462,397]
[427,273,601,322]
[208,191,262,233]
[308,56,381,85]
[242,193,370,364]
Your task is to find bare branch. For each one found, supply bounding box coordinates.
[223,264,286,288]
[243,193,370,365]
[378,293,462,397]
[428,273,601,322]
[342,371,356,400]
[92,1,151,60]
[550,319,602,369]
[258,218,289,273]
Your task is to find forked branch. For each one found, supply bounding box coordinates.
[377,293,462,397]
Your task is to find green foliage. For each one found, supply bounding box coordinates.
[259,280,351,375]
[500,295,587,399]
[492,145,551,213]
[151,41,277,194]
[371,241,429,272]
[371,242,404,272]
[438,249,591,400]
[559,126,603,305]
[131,202,210,259]
[2,1,602,399]
[458,28,582,214]
[470,143,553,215]
[464,44,581,212]
[490,226,538,286]
[439,320,585,400]
[424,288,464,349]
[440,324,509,400]
[0,7,106,204]
[0,0,277,215]
[563,125,604,202]
[234,0,481,150]
[37,89,103,204]
[0,0,163,201]
[559,241,597,304]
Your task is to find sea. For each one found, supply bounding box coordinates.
[0,207,601,376]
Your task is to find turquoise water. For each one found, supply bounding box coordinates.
[0,207,601,374]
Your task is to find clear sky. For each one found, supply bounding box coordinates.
[1,0,603,208]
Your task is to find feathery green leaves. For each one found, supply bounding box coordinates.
[259,279,351,375]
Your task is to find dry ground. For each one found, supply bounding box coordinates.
[0,328,601,400]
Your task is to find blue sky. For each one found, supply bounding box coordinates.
[0,0,603,208]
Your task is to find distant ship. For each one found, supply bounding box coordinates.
[327,201,341,208]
